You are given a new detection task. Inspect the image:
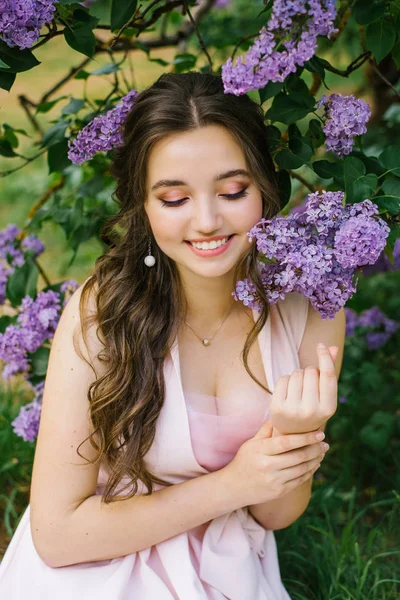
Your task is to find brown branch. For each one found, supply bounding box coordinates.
[17,95,44,135]
[308,72,322,97]
[40,56,92,104]
[323,51,371,77]
[25,176,66,223]
[288,170,317,192]
[0,149,47,177]
[24,0,217,108]
[183,0,213,70]
[368,59,400,100]
[110,0,185,48]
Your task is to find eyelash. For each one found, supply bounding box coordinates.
[160,188,249,207]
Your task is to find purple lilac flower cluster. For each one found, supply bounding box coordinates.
[222,0,337,95]
[317,93,371,157]
[11,381,44,442]
[345,306,398,350]
[233,191,390,319]
[0,0,56,50]
[0,289,61,380]
[0,224,45,304]
[360,238,400,275]
[68,90,138,165]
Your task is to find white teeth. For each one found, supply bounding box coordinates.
[190,237,229,250]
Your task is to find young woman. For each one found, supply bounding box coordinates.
[0,71,345,599]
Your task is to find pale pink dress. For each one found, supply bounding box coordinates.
[0,291,309,599]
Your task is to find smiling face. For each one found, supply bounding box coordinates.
[144,124,263,282]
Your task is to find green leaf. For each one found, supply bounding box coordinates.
[258,81,283,104]
[29,346,50,377]
[373,195,400,214]
[284,75,309,95]
[90,63,121,76]
[266,92,315,125]
[266,125,282,151]
[365,18,396,64]
[344,157,378,202]
[0,139,17,157]
[350,151,386,177]
[64,22,96,58]
[0,58,10,69]
[74,69,90,80]
[277,169,291,210]
[173,53,197,73]
[312,160,344,184]
[0,315,15,335]
[304,56,327,80]
[61,97,85,115]
[0,41,40,73]
[36,96,68,114]
[48,139,71,173]
[0,71,16,91]
[372,176,400,213]
[379,145,400,177]
[305,119,325,149]
[353,0,386,25]
[110,0,138,31]
[275,149,304,170]
[289,136,313,162]
[41,121,68,148]
[392,41,400,69]
[5,257,39,308]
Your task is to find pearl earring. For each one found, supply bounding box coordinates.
[144,236,156,267]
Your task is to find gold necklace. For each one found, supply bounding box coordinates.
[184,301,236,346]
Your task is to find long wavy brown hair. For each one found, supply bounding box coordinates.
[75,71,281,504]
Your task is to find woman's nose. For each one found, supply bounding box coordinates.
[191,198,222,232]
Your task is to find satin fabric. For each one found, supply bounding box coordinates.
[0,291,309,599]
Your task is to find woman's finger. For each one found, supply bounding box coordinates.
[317,343,338,410]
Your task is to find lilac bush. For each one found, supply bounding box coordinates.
[221,0,337,95]
[233,192,390,319]
[68,90,138,165]
[11,382,44,442]
[0,0,56,50]
[317,93,371,157]
[345,306,399,350]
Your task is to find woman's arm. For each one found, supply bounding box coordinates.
[36,467,242,568]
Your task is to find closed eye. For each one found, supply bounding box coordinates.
[160,188,249,207]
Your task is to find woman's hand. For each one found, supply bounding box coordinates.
[269,344,339,436]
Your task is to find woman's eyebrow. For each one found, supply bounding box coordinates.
[150,169,251,192]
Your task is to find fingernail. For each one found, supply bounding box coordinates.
[317,343,325,349]
[316,432,325,440]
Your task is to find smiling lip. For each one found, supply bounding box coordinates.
[185,234,235,257]
[186,234,233,243]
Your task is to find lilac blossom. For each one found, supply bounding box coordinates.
[68,90,138,164]
[11,397,42,442]
[0,290,61,380]
[60,278,79,306]
[317,93,371,157]
[21,234,45,257]
[345,306,398,350]
[12,381,45,442]
[360,238,400,275]
[334,216,390,269]
[222,0,337,95]
[0,0,57,50]
[233,191,390,319]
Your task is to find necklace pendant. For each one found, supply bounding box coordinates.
[203,338,210,346]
